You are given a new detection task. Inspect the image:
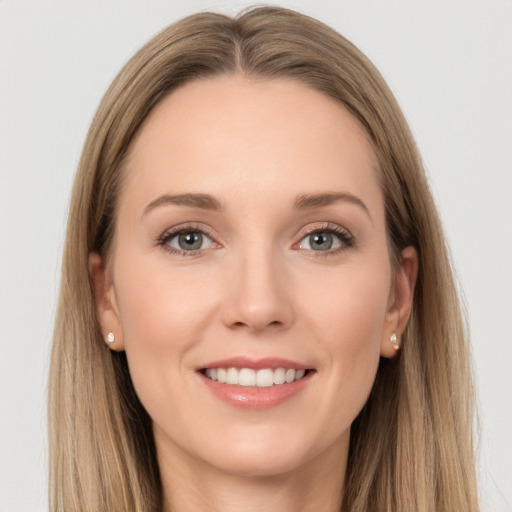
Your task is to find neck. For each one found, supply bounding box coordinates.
[158,435,348,512]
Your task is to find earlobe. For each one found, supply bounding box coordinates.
[380,246,418,358]
[88,252,124,351]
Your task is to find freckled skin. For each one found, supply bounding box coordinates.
[92,76,416,511]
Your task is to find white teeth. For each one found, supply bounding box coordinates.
[256,369,274,387]
[204,367,308,387]
[217,368,227,383]
[238,368,256,386]
[226,367,238,384]
[285,369,295,383]
[273,367,286,385]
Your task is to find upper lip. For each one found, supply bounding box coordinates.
[197,356,311,371]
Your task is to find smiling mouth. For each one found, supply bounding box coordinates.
[201,367,312,388]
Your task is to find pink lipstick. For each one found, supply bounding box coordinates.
[197,357,314,409]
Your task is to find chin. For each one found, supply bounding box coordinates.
[189,424,348,479]
[205,446,310,478]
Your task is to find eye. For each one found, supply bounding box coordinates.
[300,232,339,251]
[296,224,354,254]
[159,228,216,255]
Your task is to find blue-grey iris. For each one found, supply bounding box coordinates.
[178,232,203,250]
[310,232,333,251]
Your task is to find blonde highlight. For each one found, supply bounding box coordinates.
[49,6,479,511]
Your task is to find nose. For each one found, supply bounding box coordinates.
[222,247,295,334]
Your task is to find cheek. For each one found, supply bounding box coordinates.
[300,258,391,422]
[112,253,219,405]
[305,257,391,348]
[114,250,218,340]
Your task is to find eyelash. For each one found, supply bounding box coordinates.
[297,223,355,258]
[156,222,355,258]
[157,223,215,257]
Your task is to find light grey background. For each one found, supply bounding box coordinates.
[1,1,511,510]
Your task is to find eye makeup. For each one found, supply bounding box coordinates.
[156,220,355,258]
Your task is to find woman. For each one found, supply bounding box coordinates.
[49,6,479,511]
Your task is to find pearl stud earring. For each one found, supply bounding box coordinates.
[390,332,399,351]
[106,332,115,344]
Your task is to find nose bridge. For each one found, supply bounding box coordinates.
[223,238,294,333]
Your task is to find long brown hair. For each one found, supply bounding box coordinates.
[49,6,479,511]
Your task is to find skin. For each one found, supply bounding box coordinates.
[90,76,417,512]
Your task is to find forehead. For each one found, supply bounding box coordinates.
[121,75,382,216]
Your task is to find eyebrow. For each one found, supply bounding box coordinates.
[142,191,371,220]
[142,193,223,217]
[293,192,372,220]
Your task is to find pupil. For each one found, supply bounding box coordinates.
[311,232,332,251]
[178,232,202,250]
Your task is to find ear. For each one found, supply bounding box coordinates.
[380,246,418,358]
[89,252,124,351]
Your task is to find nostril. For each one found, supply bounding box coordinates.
[230,320,283,330]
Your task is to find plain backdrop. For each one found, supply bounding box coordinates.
[1,1,511,510]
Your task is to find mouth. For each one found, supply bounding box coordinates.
[197,357,315,409]
[201,367,312,387]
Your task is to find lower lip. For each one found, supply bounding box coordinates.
[199,372,314,409]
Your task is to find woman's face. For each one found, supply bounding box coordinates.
[93,76,415,478]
